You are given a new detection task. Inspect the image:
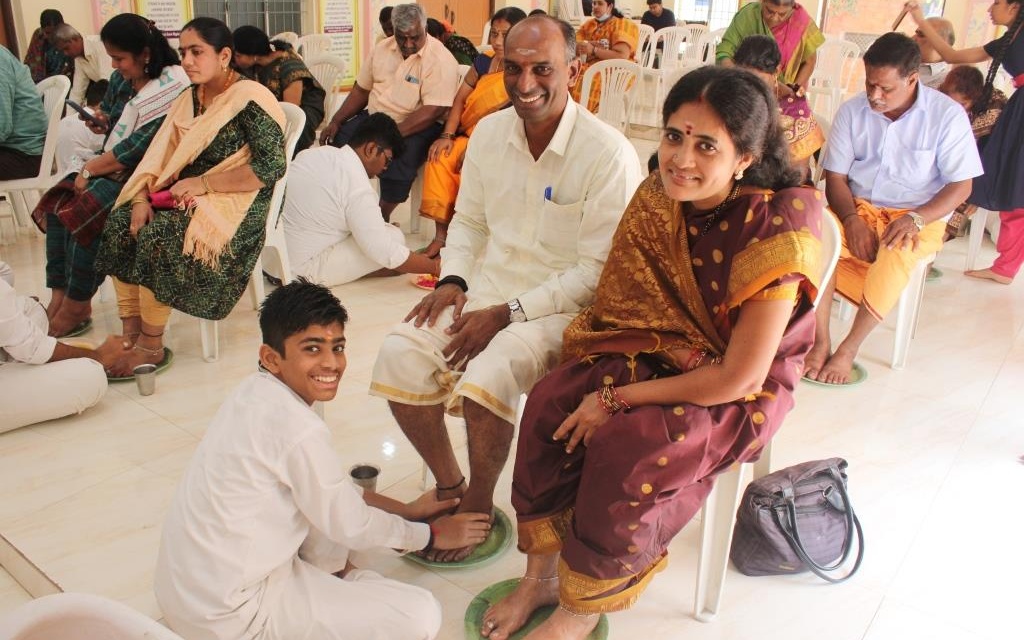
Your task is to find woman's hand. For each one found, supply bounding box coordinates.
[129,201,154,238]
[553,392,612,454]
[904,1,925,23]
[404,490,461,521]
[428,137,454,161]
[85,111,109,135]
[169,177,206,207]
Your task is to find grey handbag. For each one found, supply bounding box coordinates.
[729,457,864,583]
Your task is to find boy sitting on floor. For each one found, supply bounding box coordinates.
[155,278,491,640]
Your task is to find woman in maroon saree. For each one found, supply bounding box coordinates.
[481,66,823,640]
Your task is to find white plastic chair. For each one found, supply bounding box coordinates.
[681,24,709,61]
[637,24,656,68]
[297,33,332,58]
[558,0,585,27]
[809,38,859,98]
[965,208,998,271]
[653,26,695,71]
[197,103,305,362]
[304,53,347,130]
[0,75,71,229]
[579,59,642,133]
[694,28,725,66]
[693,211,842,622]
[271,31,300,51]
[480,20,491,49]
[0,592,185,640]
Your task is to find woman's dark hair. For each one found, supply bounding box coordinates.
[863,32,921,78]
[100,14,180,79]
[940,65,986,113]
[605,0,626,19]
[260,277,348,355]
[181,17,234,54]
[979,0,1024,111]
[662,66,801,190]
[492,7,528,25]
[40,10,63,28]
[379,6,393,23]
[349,112,406,158]
[233,25,292,55]
[529,9,547,16]
[426,18,447,40]
[733,34,781,74]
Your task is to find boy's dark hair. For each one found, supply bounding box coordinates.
[863,32,921,79]
[379,6,393,23]
[733,34,781,75]
[259,277,348,355]
[348,112,406,158]
[85,79,108,107]
[426,17,446,40]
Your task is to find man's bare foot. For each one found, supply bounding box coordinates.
[802,342,830,380]
[45,289,66,321]
[425,485,491,562]
[965,268,1012,284]
[423,238,445,259]
[816,348,856,385]
[522,606,599,640]
[48,298,91,337]
[481,576,560,640]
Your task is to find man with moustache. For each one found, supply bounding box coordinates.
[805,33,981,384]
[369,15,643,562]
[319,3,459,222]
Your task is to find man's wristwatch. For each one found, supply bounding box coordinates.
[907,212,925,232]
[507,298,527,323]
[80,168,92,180]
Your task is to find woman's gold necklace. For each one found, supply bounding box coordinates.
[697,183,741,236]
[197,68,237,115]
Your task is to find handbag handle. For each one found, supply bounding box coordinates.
[772,464,865,583]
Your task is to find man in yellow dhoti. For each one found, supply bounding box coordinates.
[805,33,982,384]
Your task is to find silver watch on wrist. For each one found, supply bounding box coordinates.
[507,298,527,323]
[80,168,92,180]
[907,212,925,231]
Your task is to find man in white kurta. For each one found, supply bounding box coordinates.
[369,15,643,560]
[0,261,110,434]
[154,371,442,640]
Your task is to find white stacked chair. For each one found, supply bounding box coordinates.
[695,27,725,66]
[579,59,642,133]
[637,24,656,69]
[304,53,347,133]
[297,33,332,58]
[809,37,859,101]
[681,24,709,61]
[558,0,585,27]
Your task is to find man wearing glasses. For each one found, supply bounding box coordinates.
[280,113,440,287]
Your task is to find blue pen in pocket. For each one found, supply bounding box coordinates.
[544,186,553,201]
[405,74,421,84]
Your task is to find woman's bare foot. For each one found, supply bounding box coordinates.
[965,268,1012,284]
[816,348,857,385]
[121,316,142,344]
[107,335,164,377]
[481,576,560,640]
[522,606,599,640]
[802,342,831,380]
[48,298,91,337]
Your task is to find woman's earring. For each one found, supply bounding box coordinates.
[734,168,745,181]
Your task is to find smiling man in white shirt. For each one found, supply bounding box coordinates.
[282,112,439,286]
[369,15,643,562]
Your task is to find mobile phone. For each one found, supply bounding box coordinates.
[65,99,104,128]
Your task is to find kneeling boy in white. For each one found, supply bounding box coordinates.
[154,278,490,640]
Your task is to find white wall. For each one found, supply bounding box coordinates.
[11,0,98,55]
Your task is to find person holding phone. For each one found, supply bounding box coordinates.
[30,14,188,339]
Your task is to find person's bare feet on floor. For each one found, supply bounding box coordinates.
[816,348,856,385]
[802,342,830,380]
[522,606,599,640]
[426,498,493,563]
[481,576,560,640]
[965,268,1012,284]
[48,298,91,337]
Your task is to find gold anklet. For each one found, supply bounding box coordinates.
[521,574,559,582]
[558,604,598,618]
[133,343,163,357]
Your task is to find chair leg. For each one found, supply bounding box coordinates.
[694,463,747,622]
[891,259,928,370]
[965,208,989,271]
[10,191,32,228]
[249,258,265,310]
[199,319,219,363]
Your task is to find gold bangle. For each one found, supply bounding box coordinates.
[202,174,215,194]
[131,196,148,206]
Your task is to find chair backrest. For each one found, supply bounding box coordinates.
[304,53,346,121]
[480,20,491,48]
[579,59,641,133]
[266,103,306,232]
[271,31,301,50]
[682,24,709,60]
[637,24,656,68]
[810,38,859,94]
[35,75,71,184]
[457,64,471,85]
[558,0,585,25]
[806,85,840,127]
[695,28,725,65]
[297,33,332,58]
[662,60,704,94]
[816,211,842,307]
[654,26,696,71]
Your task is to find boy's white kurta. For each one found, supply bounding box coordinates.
[154,372,439,640]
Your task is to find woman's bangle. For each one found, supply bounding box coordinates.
[131,196,148,206]
[597,384,630,416]
[201,174,215,194]
[439,132,456,140]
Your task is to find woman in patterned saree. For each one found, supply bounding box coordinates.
[571,0,639,112]
[418,6,527,258]
[33,13,189,339]
[95,17,286,376]
[232,25,325,155]
[480,66,822,640]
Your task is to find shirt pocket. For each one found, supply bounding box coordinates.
[537,198,584,251]
[389,77,421,113]
[888,141,938,190]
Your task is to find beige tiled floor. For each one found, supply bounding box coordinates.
[0,193,1021,639]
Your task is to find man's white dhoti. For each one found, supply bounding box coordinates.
[370,304,572,424]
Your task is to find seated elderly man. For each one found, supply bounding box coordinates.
[805,32,982,384]
[319,3,459,222]
[282,112,440,286]
[913,17,955,89]
[0,261,125,434]
[53,25,111,106]
[0,44,48,180]
[23,9,72,83]
[369,14,643,562]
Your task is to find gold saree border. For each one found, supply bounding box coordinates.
[558,554,668,615]
[727,229,821,310]
[518,509,574,555]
